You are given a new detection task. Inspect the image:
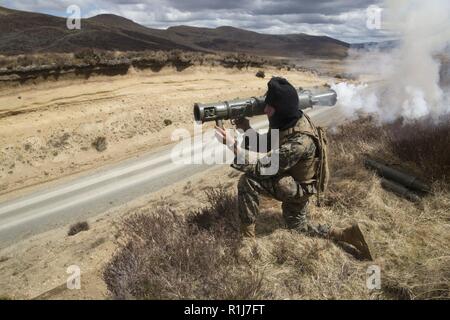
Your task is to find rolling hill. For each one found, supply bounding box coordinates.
[0,6,349,58]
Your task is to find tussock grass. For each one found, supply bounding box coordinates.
[104,116,449,300]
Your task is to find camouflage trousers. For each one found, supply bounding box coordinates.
[237,174,329,238]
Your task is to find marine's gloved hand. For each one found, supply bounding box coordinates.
[215,126,237,151]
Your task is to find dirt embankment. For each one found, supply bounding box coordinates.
[0,63,329,200]
[0,50,307,87]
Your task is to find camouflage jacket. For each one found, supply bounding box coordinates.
[231,128,317,180]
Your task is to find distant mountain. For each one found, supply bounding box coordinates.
[164,26,349,58]
[0,7,194,54]
[0,6,349,58]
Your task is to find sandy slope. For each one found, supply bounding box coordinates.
[0,65,328,200]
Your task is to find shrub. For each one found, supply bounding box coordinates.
[385,116,450,183]
[68,221,90,236]
[92,137,107,152]
[329,115,450,184]
[187,188,240,236]
[74,49,114,65]
[103,188,266,300]
[48,132,71,149]
[16,55,34,67]
[255,70,265,78]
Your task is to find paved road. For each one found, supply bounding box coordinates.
[0,107,341,248]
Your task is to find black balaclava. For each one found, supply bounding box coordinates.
[264,77,302,130]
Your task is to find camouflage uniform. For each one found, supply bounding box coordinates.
[231,126,329,238]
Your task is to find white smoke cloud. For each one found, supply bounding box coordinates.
[333,0,450,123]
[332,82,378,118]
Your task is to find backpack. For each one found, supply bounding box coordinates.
[301,113,329,194]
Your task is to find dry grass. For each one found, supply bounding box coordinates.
[104,116,449,300]
[330,115,450,183]
[103,191,267,300]
[386,117,450,183]
[326,116,450,299]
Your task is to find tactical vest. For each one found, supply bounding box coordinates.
[278,113,329,194]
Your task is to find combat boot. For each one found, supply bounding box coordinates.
[240,223,256,238]
[328,223,374,260]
